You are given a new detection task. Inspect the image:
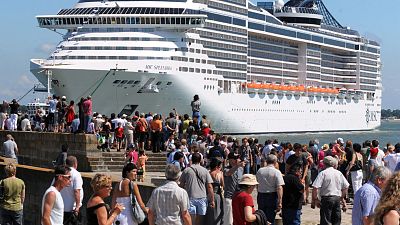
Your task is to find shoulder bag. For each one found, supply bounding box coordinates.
[129,181,146,224]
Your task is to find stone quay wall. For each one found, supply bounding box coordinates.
[0,131,100,172]
[0,164,155,225]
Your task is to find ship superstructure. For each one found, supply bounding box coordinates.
[30,0,381,133]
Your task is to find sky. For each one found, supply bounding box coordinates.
[0,0,399,108]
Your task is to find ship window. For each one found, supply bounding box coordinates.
[127,80,134,84]
[201,69,206,73]
[189,68,194,72]
[120,80,128,84]
[189,58,194,62]
[196,68,200,73]
[196,59,200,63]
[167,82,172,85]
[113,80,121,84]
[312,35,323,43]
[297,32,311,40]
[134,81,140,84]
[156,81,162,85]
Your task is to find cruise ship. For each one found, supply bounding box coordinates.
[30,0,382,134]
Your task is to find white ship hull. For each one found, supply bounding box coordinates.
[31,60,381,134]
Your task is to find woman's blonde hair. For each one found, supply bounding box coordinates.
[374,172,400,224]
[90,173,112,192]
[4,163,16,177]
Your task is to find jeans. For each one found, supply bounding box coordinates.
[282,208,301,225]
[192,111,200,126]
[320,196,341,225]
[257,192,278,225]
[84,115,92,132]
[244,162,251,174]
[1,208,23,225]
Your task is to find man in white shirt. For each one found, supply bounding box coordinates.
[60,156,83,225]
[372,140,385,166]
[20,114,31,131]
[42,166,71,225]
[384,145,400,172]
[256,154,284,225]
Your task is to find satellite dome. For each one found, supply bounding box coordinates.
[275,0,285,9]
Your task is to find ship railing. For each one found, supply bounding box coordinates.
[37,14,206,30]
[275,7,320,15]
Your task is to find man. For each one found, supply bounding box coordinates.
[0,100,9,130]
[190,95,201,125]
[0,163,25,225]
[286,143,309,184]
[70,115,80,133]
[137,113,148,151]
[42,165,71,225]
[148,164,191,225]
[3,134,18,163]
[48,96,57,132]
[223,152,244,225]
[311,156,349,225]
[282,164,304,225]
[372,140,385,166]
[179,152,214,225]
[352,166,391,225]
[9,99,19,131]
[150,114,162,152]
[262,139,273,161]
[20,114,31,131]
[82,96,92,133]
[383,145,400,172]
[166,112,178,138]
[256,154,284,225]
[239,137,252,174]
[60,156,83,225]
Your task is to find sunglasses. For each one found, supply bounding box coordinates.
[59,175,71,180]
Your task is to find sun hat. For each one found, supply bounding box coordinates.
[239,174,259,186]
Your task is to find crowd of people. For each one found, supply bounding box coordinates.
[2,94,400,225]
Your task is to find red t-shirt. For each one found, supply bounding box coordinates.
[115,127,124,138]
[232,191,255,225]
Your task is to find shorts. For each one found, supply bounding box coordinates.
[116,137,123,142]
[48,113,55,125]
[139,132,147,142]
[189,198,208,215]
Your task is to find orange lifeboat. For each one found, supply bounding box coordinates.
[247,83,256,89]
[307,87,315,92]
[282,85,289,91]
[296,85,306,92]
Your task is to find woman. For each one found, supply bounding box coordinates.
[112,163,148,225]
[65,100,75,132]
[374,172,400,225]
[346,143,363,194]
[206,158,225,225]
[232,174,258,225]
[0,163,25,225]
[86,174,124,225]
[318,144,331,171]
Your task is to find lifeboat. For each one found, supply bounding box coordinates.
[296,85,306,93]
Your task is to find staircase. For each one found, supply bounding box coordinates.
[87,151,167,172]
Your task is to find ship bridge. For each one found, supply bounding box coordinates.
[278,0,342,28]
[37,7,206,30]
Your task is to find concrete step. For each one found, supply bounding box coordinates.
[146,161,166,166]
[146,165,167,172]
[101,152,126,157]
[90,161,125,166]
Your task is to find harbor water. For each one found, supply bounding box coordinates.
[248,120,400,147]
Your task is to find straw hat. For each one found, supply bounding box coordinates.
[239,174,258,186]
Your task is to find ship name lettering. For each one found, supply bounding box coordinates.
[145,65,172,71]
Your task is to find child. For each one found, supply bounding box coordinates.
[137,150,148,182]
[115,122,124,151]
[125,145,138,165]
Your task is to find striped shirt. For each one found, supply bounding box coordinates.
[147,181,189,225]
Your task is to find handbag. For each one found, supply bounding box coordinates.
[129,181,146,224]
